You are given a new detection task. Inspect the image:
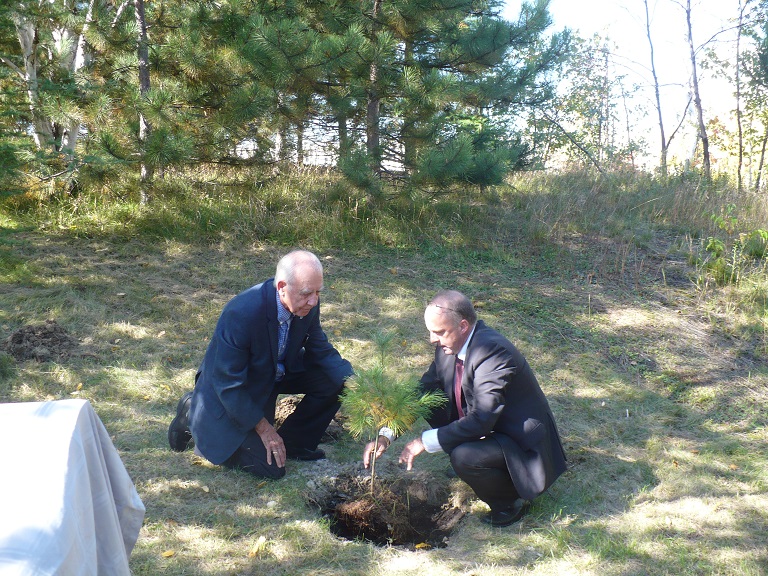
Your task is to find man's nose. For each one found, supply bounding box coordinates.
[308,293,319,307]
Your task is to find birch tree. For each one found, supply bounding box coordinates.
[643,0,690,176]
[681,0,712,180]
[2,0,98,164]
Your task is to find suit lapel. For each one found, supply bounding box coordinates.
[264,281,279,362]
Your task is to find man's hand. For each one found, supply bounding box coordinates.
[255,418,285,468]
[399,437,425,471]
[363,435,390,469]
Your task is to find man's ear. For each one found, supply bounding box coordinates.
[459,319,469,334]
[276,280,288,291]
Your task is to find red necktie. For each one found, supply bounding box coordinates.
[454,358,465,417]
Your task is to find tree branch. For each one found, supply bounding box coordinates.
[0,56,25,79]
[537,109,606,175]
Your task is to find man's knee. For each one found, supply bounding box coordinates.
[449,443,475,473]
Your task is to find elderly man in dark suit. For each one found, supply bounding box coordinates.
[364,290,566,526]
[169,249,353,479]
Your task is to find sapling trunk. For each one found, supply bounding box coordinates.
[370,436,379,497]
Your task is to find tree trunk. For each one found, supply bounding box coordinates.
[338,114,349,159]
[16,21,56,150]
[366,0,382,175]
[135,0,153,203]
[755,126,768,193]
[296,121,304,167]
[685,0,710,180]
[735,0,745,192]
[644,0,668,176]
[60,0,97,162]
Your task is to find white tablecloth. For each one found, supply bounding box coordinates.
[0,399,145,575]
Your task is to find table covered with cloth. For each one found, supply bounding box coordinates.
[0,399,145,575]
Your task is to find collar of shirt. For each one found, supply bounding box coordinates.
[276,290,293,324]
[456,324,476,362]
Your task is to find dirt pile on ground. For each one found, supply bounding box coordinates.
[274,394,345,442]
[3,320,78,362]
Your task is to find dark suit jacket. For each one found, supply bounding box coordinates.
[188,279,353,464]
[421,320,567,500]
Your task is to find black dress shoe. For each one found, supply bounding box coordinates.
[481,499,530,527]
[286,447,326,461]
[168,391,193,452]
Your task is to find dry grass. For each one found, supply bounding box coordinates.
[0,171,766,575]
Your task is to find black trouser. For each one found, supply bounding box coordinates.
[222,369,342,479]
[449,436,520,511]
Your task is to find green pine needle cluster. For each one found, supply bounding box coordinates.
[340,330,446,441]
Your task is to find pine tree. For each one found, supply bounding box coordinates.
[348,0,569,190]
[340,330,446,494]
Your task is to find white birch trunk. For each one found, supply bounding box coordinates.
[15,19,55,150]
[12,0,96,159]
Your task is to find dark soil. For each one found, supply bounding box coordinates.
[308,462,465,548]
[3,320,78,362]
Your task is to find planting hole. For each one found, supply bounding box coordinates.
[308,462,464,548]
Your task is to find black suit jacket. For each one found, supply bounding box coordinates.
[421,320,566,500]
[188,279,352,464]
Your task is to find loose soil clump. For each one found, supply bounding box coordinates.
[309,461,465,548]
[3,320,78,362]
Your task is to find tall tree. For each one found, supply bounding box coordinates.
[134,0,152,199]
[681,0,711,180]
[1,0,100,170]
[351,0,569,189]
[743,0,768,191]
[643,0,692,177]
[529,34,643,173]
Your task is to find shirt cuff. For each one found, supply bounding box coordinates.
[421,429,442,453]
[378,427,396,444]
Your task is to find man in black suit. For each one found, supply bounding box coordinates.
[169,249,353,479]
[364,290,566,526]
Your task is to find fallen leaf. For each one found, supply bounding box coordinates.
[202,485,210,492]
[389,267,397,275]
[729,464,739,470]
[157,330,166,337]
[76,382,83,391]
[414,542,431,550]
[162,550,176,558]
[691,449,700,455]
[248,536,268,558]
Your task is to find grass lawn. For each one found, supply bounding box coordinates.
[0,172,766,575]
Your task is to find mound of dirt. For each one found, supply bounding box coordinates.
[274,394,345,442]
[3,320,78,362]
[308,461,465,548]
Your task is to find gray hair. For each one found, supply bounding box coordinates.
[427,290,477,326]
[274,250,323,287]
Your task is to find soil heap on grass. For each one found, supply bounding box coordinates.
[3,320,78,362]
